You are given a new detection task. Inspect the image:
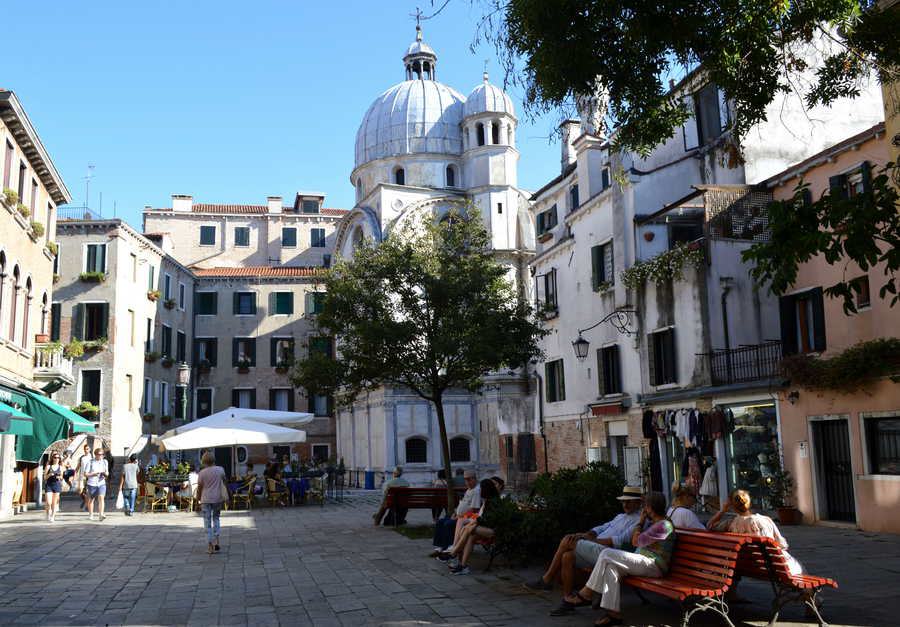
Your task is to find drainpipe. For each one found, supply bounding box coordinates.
[720,277,733,383]
[532,367,549,473]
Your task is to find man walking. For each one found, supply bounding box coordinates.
[84,448,109,521]
[76,443,91,510]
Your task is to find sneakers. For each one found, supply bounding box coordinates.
[449,564,470,576]
[523,578,553,591]
[100,515,107,521]
[89,514,96,521]
[435,551,454,562]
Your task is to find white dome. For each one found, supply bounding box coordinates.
[464,80,515,118]
[354,80,465,169]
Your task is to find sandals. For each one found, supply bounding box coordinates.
[207,543,214,555]
[594,615,623,627]
[550,591,591,616]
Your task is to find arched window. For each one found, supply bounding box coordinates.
[8,266,19,345]
[423,61,431,80]
[492,121,500,145]
[449,436,471,462]
[405,437,428,464]
[446,165,456,188]
[476,123,485,146]
[352,226,365,251]
[22,278,32,350]
[394,167,405,185]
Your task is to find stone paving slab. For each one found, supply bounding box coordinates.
[0,496,898,626]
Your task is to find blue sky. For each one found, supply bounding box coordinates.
[5,1,561,228]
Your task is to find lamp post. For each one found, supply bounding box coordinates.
[176,363,190,422]
[571,310,638,361]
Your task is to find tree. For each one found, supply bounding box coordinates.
[291,208,547,509]
[481,0,899,308]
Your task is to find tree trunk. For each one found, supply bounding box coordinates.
[432,395,457,513]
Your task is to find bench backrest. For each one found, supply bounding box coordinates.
[733,535,793,582]
[385,487,466,507]
[667,529,748,593]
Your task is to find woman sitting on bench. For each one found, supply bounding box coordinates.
[439,478,501,576]
[563,492,675,627]
[708,489,803,575]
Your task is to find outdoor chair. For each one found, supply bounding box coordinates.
[142,482,168,513]
[232,478,254,510]
[266,478,288,507]
[177,485,196,512]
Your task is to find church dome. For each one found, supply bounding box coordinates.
[463,75,515,119]
[354,25,467,170]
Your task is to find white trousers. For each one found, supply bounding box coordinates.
[585,548,661,613]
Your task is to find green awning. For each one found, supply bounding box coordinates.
[15,391,95,462]
[0,402,34,436]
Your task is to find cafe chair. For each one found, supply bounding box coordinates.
[231,478,254,510]
[266,478,288,507]
[143,482,168,513]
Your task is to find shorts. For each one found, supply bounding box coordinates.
[87,484,106,497]
[574,539,607,569]
[45,481,62,493]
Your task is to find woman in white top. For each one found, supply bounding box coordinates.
[118,455,140,516]
[667,481,705,529]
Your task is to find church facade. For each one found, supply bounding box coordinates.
[333,27,537,485]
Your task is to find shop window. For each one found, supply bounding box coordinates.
[597,345,622,395]
[516,433,536,472]
[405,437,428,464]
[779,288,826,355]
[545,359,566,402]
[648,328,676,385]
[725,403,779,506]
[865,417,900,475]
[449,436,471,462]
[591,241,614,290]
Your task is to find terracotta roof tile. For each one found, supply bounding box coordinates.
[147,203,348,216]
[192,266,325,278]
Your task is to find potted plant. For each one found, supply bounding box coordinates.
[198,358,212,373]
[160,414,173,425]
[236,358,252,373]
[30,222,45,237]
[16,203,30,219]
[34,333,50,344]
[52,273,60,283]
[161,356,174,368]
[63,339,84,359]
[274,360,292,374]
[147,289,161,302]
[84,337,107,352]
[46,241,58,256]
[767,455,802,525]
[2,188,17,206]
[78,271,106,283]
[71,402,100,419]
[142,412,155,422]
[163,298,176,309]
[145,351,161,363]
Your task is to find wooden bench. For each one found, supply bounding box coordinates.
[384,487,466,526]
[733,534,838,626]
[579,528,752,626]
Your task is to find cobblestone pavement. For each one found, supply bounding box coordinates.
[0,493,897,626]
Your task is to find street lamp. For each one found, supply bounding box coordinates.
[572,334,590,362]
[176,362,191,422]
[570,309,638,361]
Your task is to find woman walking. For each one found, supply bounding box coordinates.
[118,454,140,516]
[196,452,228,554]
[43,452,65,521]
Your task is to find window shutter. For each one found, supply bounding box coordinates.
[717,88,729,130]
[270,338,277,366]
[682,95,700,151]
[233,293,240,315]
[664,329,676,384]
[829,174,848,199]
[249,390,256,409]
[50,303,61,341]
[591,245,601,290]
[545,363,554,402]
[71,304,83,340]
[860,161,872,194]
[307,389,315,413]
[800,188,813,206]
[811,287,827,352]
[269,389,276,410]
[305,292,313,314]
[604,241,614,284]
[250,293,257,314]
[99,245,106,273]
[248,338,256,366]
[779,296,798,355]
[558,360,566,401]
[596,348,606,396]
[231,389,239,407]
[209,339,217,366]
[288,391,295,412]
[192,339,199,365]
[601,168,610,190]
[286,292,294,315]
[609,346,621,392]
[232,338,239,366]
[647,334,658,386]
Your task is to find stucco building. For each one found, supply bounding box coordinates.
[332,26,536,485]
[0,89,73,516]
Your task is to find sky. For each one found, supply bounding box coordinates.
[4,1,562,229]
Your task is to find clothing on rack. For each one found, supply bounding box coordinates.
[649,438,663,493]
[642,409,656,439]
[706,408,726,440]
[700,462,718,497]
[688,409,702,447]
[674,409,690,442]
[681,447,703,495]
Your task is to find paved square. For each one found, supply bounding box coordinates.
[0,493,896,626]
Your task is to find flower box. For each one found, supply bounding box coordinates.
[147,290,161,302]
[34,333,50,344]
[160,414,173,424]
[161,357,174,368]
[142,413,155,422]
[79,271,106,283]
[145,351,161,363]
[163,299,176,309]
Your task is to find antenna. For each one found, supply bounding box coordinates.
[83,164,95,209]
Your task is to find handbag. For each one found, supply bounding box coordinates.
[115,490,124,510]
[219,480,229,503]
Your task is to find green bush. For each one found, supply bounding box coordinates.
[30,221,44,237]
[3,188,18,205]
[492,461,626,562]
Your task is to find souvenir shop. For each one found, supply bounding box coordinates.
[641,400,780,510]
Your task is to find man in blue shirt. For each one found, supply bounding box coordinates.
[524,485,643,610]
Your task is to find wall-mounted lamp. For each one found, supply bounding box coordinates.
[787,390,800,405]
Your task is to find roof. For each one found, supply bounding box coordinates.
[192,266,325,278]
[762,122,886,187]
[0,90,72,204]
[146,203,348,216]
[531,163,577,200]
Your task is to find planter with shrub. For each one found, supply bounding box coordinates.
[63,340,85,359]
[160,414,173,424]
[30,222,45,237]
[161,356,174,368]
[71,402,100,419]
[147,290,161,301]
[79,271,106,283]
[2,188,17,206]
[163,298,176,309]
[142,412,155,422]
[16,203,30,219]
[145,351,161,363]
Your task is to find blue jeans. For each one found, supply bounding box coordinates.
[433,517,455,550]
[123,488,137,512]
[202,503,222,544]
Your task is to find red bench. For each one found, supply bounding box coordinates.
[733,534,837,626]
[384,487,466,526]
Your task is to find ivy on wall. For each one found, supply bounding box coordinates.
[781,338,900,393]
[621,242,706,291]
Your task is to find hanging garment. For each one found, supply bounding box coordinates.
[642,409,656,439]
[700,462,718,497]
[654,412,668,437]
[674,409,690,442]
[649,437,663,493]
[689,409,702,447]
[725,408,736,433]
[706,408,726,440]
[681,446,703,495]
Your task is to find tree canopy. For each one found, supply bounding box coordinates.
[291,208,546,504]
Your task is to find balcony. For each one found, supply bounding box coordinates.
[33,342,75,389]
[703,341,783,386]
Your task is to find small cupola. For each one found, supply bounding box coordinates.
[403,25,437,81]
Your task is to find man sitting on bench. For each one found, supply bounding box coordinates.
[373,466,410,526]
[430,469,481,555]
[524,486,643,615]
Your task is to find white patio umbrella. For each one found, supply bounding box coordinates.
[220,407,314,426]
[159,415,307,451]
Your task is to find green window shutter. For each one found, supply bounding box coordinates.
[50,303,61,341]
[778,296,798,356]
[209,339,217,366]
[288,392,295,412]
[647,334,658,386]
[605,241,614,285]
[233,293,240,315]
[591,245,601,290]
[811,288,827,352]
[71,304,83,340]
[249,390,256,409]
[269,389,276,410]
[596,348,606,396]
[248,339,256,366]
[286,293,294,314]
[231,389,239,407]
[558,360,565,401]
[860,161,872,194]
[663,329,677,384]
[270,338,277,366]
[829,174,848,199]
[232,339,239,366]
[99,245,106,272]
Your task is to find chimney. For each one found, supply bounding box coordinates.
[560,119,581,172]
[267,196,283,214]
[172,194,193,212]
